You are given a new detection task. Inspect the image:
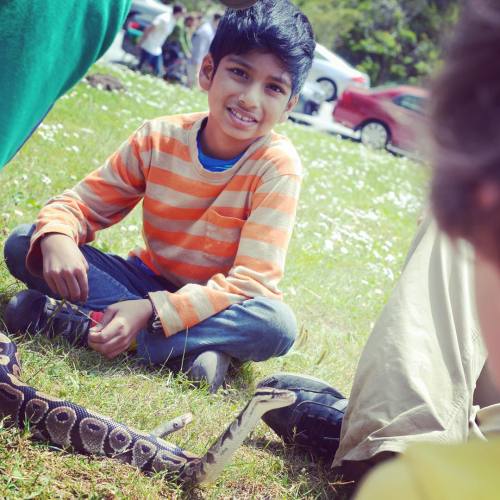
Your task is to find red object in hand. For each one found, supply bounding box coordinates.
[90,311,104,328]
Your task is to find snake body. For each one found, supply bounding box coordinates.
[0,333,295,484]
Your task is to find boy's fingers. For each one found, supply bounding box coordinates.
[81,254,89,272]
[100,307,117,328]
[74,268,88,303]
[103,341,128,359]
[54,277,70,301]
[65,274,82,303]
[91,317,123,344]
[45,275,58,298]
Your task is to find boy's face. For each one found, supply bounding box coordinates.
[199,51,298,158]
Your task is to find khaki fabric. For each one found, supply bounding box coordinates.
[334,217,490,467]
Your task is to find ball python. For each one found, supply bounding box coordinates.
[0,332,296,484]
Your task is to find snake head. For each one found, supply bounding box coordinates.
[252,387,297,411]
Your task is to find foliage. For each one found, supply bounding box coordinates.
[168,0,459,85]
[297,0,460,86]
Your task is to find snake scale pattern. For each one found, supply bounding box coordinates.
[0,332,296,484]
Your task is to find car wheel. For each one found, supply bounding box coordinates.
[316,77,337,102]
[360,121,389,149]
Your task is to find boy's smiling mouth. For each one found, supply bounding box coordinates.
[228,106,258,124]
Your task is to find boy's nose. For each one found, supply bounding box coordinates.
[238,86,259,109]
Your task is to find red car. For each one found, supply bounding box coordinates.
[333,85,429,153]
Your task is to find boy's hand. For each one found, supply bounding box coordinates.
[40,233,89,303]
[88,299,153,359]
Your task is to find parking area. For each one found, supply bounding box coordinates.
[290,101,360,140]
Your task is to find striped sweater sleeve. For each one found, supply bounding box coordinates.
[148,169,301,337]
[26,123,151,275]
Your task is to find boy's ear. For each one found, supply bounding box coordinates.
[279,94,299,123]
[199,53,215,91]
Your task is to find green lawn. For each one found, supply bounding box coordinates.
[0,63,427,499]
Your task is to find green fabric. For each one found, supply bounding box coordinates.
[0,0,131,169]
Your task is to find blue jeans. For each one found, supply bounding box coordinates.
[3,224,297,365]
[137,49,162,76]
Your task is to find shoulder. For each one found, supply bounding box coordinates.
[142,112,206,136]
[133,113,205,160]
[248,132,302,179]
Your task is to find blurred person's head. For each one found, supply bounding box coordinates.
[431,0,500,386]
[212,12,222,29]
[173,4,186,18]
[184,15,195,29]
[431,0,500,266]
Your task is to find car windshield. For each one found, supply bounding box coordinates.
[394,94,426,113]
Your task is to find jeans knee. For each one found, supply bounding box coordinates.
[251,298,297,359]
[3,224,34,277]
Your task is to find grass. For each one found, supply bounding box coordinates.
[0,62,427,499]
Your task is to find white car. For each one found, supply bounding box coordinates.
[308,43,370,102]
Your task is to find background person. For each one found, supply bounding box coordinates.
[186,13,222,88]
[0,0,131,170]
[137,4,186,76]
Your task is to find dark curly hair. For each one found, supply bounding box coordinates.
[431,0,500,262]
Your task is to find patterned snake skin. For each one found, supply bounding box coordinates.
[0,333,296,484]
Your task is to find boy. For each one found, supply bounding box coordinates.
[3,0,315,394]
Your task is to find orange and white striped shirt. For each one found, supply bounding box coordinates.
[27,113,302,337]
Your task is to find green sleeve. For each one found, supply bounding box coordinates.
[180,25,191,56]
[0,0,131,169]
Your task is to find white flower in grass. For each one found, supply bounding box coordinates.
[383,267,394,281]
[41,175,52,185]
[323,239,334,252]
[14,209,23,217]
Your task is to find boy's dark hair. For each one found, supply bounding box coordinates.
[431,0,500,263]
[209,0,315,96]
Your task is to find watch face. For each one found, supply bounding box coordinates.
[219,0,258,8]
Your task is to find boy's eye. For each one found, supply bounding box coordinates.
[268,84,285,94]
[229,67,247,78]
